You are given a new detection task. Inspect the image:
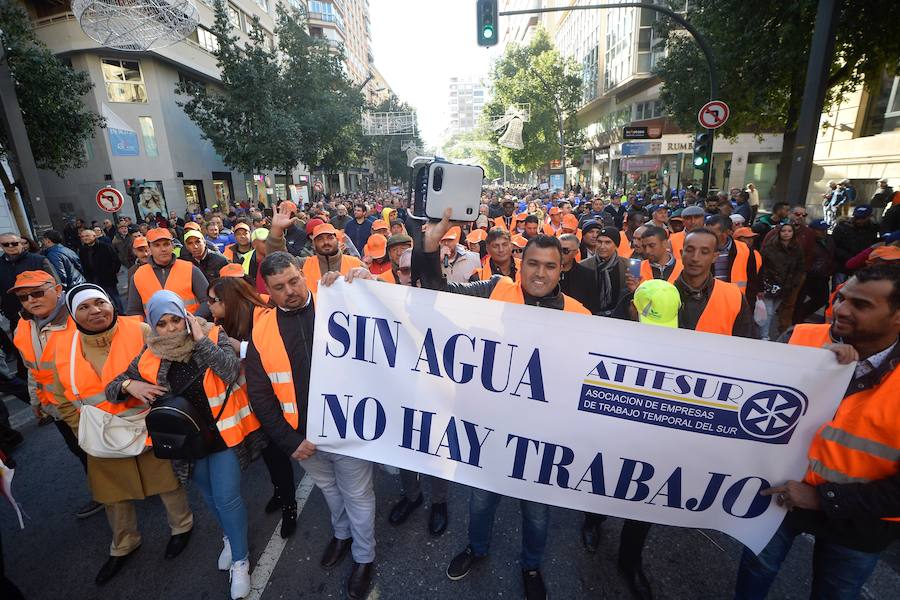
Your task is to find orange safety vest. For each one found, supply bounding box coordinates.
[493,215,517,234]
[790,324,900,521]
[488,277,591,315]
[669,230,685,260]
[477,256,521,281]
[55,316,148,419]
[824,282,844,323]
[223,244,236,261]
[639,258,683,284]
[694,279,744,336]
[250,309,300,428]
[301,254,363,295]
[13,316,74,407]
[729,239,751,295]
[542,222,563,236]
[617,234,633,258]
[133,259,200,313]
[137,325,260,448]
[377,269,398,284]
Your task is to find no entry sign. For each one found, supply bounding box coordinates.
[96,187,124,213]
[698,100,729,129]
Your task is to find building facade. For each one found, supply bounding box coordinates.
[447,75,488,137]
[808,70,900,214]
[19,0,387,228]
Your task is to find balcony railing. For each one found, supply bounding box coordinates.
[308,11,345,33]
[32,12,76,28]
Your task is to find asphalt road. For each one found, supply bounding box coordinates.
[3,400,898,600]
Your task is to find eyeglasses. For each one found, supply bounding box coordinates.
[560,247,576,255]
[208,296,221,304]
[1,241,20,248]
[16,286,51,302]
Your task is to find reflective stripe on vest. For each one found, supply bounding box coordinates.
[639,259,682,284]
[787,323,832,349]
[488,277,591,315]
[55,317,148,420]
[14,317,73,407]
[694,279,743,336]
[137,325,260,447]
[302,255,363,295]
[730,240,750,293]
[791,329,900,521]
[251,310,300,428]
[134,260,200,313]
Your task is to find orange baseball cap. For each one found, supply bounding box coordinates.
[562,214,579,230]
[733,227,758,238]
[441,226,462,242]
[511,234,527,248]
[219,263,246,278]
[868,246,900,263]
[363,234,387,259]
[515,212,528,221]
[132,235,148,249]
[548,207,561,216]
[8,270,55,293]
[146,228,174,243]
[280,201,298,214]
[372,219,388,232]
[466,229,487,244]
[233,222,251,232]
[312,223,338,239]
[184,222,201,231]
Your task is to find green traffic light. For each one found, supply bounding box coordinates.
[694,156,704,167]
[483,25,494,39]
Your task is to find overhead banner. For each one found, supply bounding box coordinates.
[307,281,853,553]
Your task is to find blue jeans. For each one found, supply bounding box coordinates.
[734,520,880,600]
[193,448,249,561]
[468,488,549,570]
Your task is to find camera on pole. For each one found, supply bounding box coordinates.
[476,0,499,47]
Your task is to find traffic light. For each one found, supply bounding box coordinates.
[477,0,499,47]
[124,178,144,197]
[692,132,712,170]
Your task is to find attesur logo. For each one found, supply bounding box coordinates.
[579,353,808,444]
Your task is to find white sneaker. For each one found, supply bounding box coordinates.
[230,558,251,599]
[218,536,232,571]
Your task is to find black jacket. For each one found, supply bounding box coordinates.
[245,299,315,456]
[575,254,630,317]
[832,221,879,273]
[880,203,900,235]
[180,249,229,286]
[780,329,900,552]
[43,244,85,290]
[79,241,121,287]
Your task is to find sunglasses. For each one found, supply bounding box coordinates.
[208,296,221,304]
[1,241,21,248]
[561,247,576,255]
[16,286,51,302]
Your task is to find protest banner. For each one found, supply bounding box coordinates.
[307,280,854,553]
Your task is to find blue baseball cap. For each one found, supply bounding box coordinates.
[809,219,829,231]
[853,205,872,218]
[881,230,900,243]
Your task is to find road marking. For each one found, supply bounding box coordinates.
[248,473,315,600]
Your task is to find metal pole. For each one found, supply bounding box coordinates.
[785,0,840,207]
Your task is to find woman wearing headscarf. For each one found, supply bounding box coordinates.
[106,290,258,600]
[50,284,193,586]
[207,273,298,538]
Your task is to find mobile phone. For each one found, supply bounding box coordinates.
[627,258,642,278]
[424,161,483,221]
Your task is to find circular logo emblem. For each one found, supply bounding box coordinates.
[738,390,804,439]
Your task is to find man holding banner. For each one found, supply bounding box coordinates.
[244,252,378,600]
[735,263,900,599]
[414,211,589,600]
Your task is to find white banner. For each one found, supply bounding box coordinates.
[308,280,854,553]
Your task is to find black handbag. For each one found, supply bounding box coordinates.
[146,367,234,460]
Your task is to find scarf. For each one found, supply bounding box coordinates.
[145,315,213,363]
[34,295,66,331]
[595,253,619,311]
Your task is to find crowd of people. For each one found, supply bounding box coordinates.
[0,182,898,600]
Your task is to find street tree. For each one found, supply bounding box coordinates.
[0,0,104,203]
[176,0,297,187]
[655,0,900,201]
[482,28,584,175]
[366,94,423,185]
[441,128,514,182]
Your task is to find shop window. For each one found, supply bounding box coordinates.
[101,58,147,103]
